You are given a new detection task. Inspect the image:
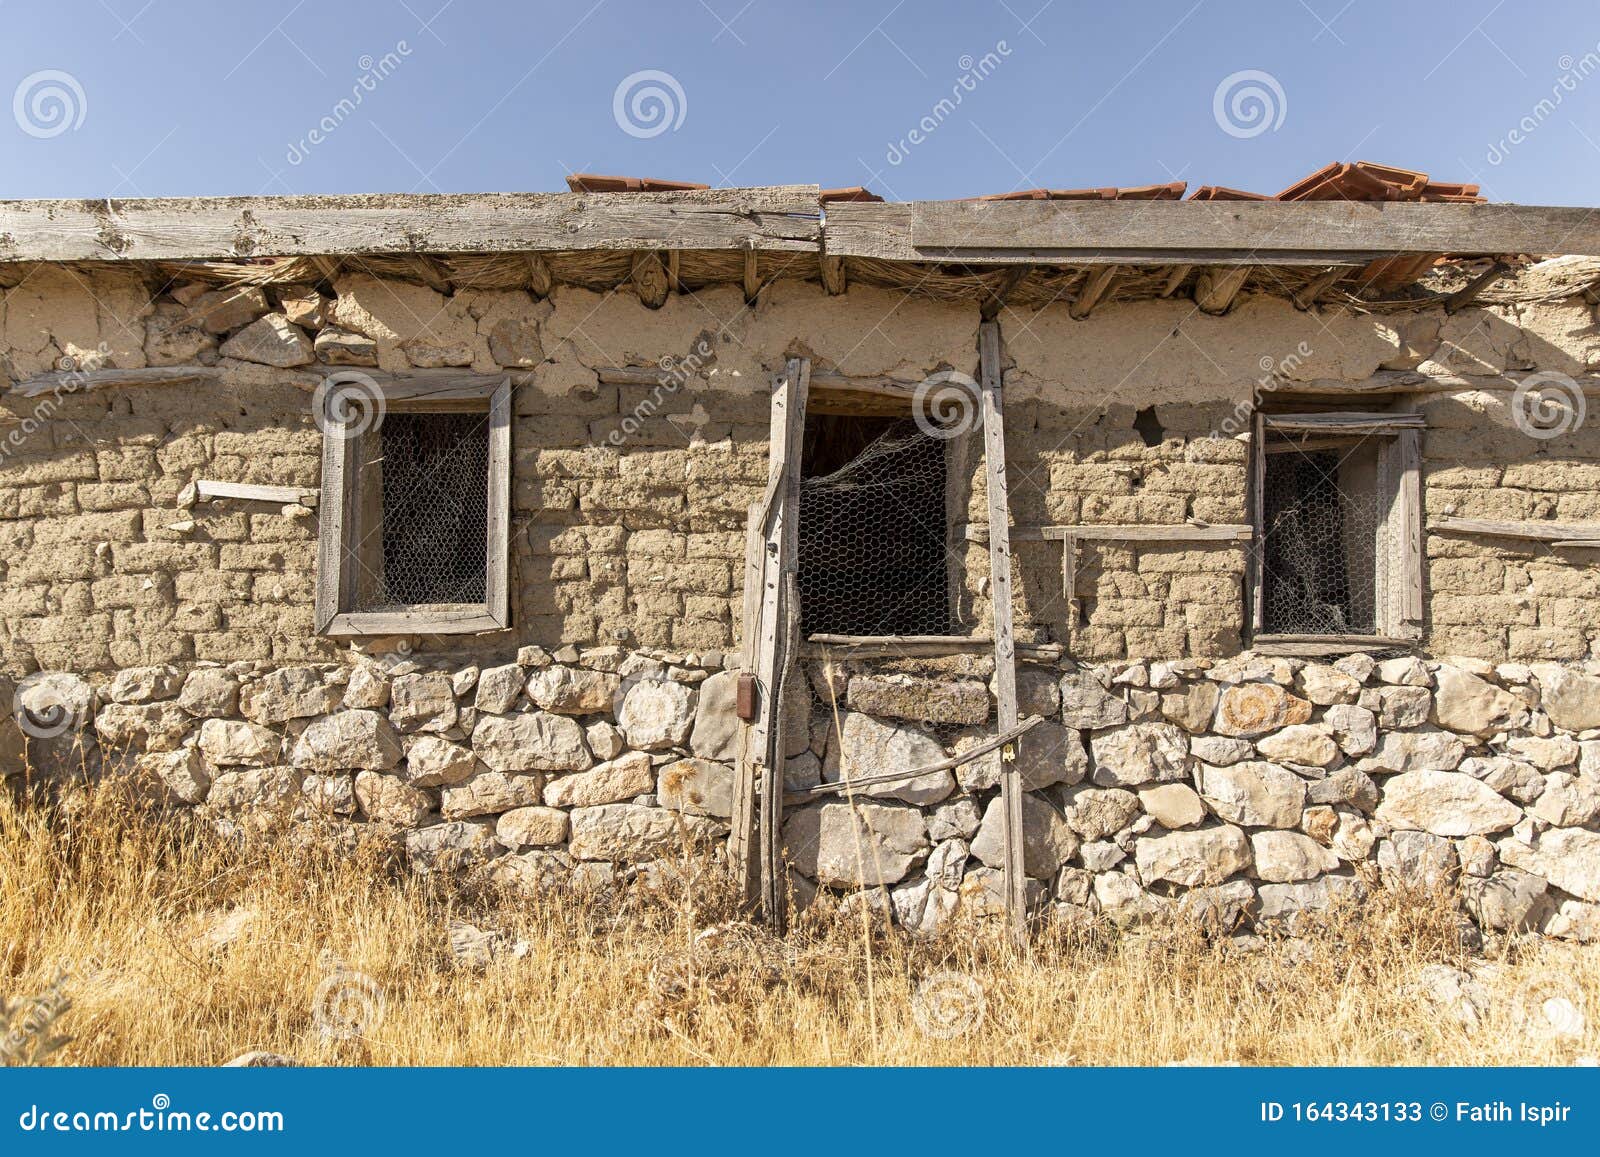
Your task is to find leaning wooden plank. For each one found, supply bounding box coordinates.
[1263,412,1426,432]
[978,319,1027,948]
[906,200,1600,258]
[8,365,231,398]
[0,186,823,263]
[484,379,512,628]
[323,609,506,636]
[730,502,766,906]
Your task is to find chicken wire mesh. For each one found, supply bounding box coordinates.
[797,415,954,638]
[352,412,490,610]
[1258,445,1381,635]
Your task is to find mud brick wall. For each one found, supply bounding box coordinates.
[3,268,1600,677]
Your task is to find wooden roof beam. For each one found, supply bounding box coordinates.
[1068,264,1122,319]
[1292,266,1347,311]
[1194,266,1250,315]
[980,264,1033,321]
[1445,260,1513,313]
[631,250,671,309]
[819,251,846,295]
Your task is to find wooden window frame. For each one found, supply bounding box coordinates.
[1248,411,1424,651]
[314,376,511,637]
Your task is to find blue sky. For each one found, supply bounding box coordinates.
[2,0,1598,204]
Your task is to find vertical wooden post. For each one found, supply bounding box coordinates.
[1249,411,1267,637]
[978,321,1026,947]
[729,501,765,908]
[746,357,809,931]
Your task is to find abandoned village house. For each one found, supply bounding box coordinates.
[4,162,1600,940]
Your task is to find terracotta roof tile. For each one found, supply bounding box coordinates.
[820,186,883,203]
[1187,185,1272,201]
[973,181,1186,201]
[564,174,710,193]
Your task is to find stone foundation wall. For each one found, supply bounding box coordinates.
[5,647,1598,943]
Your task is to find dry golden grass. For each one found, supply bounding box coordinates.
[1,782,1596,1067]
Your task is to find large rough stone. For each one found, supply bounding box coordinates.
[1376,830,1457,887]
[1532,664,1600,731]
[929,797,983,842]
[543,751,654,808]
[471,712,591,772]
[1017,666,1062,718]
[1498,828,1600,901]
[1296,664,1360,706]
[1061,786,1141,840]
[1254,724,1338,768]
[1135,824,1251,888]
[187,285,269,334]
[239,668,340,724]
[783,800,927,888]
[399,735,479,788]
[441,770,543,819]
[1138,782,1206,829]
[354,771,433,827]
[404,820,505,874]
[178,668,239,718]
[569,803,715,862]
[1368,685,1432,729]
[198,718,281,768]
[1198,761,1306,828]
[1256,875,1362,922]
[1545,898,1600,943]
[1430,665,1528,737]
[846,674,988,725]
[1250,830,1339,883]
[388,672,457,734]
[1504,734,1579,771]
[1374,770,1522,836]
[1377,656,1430,686]
[290,710,403,771]
[657,758,734,817]
[1089,721,1189,787]
[219,313,314,367]
[525,665,620,715]
[1214,683,1311,737]
[1361,728,1466,773]
[617,679,696,750]
[970,793,1079,879]
[107,665,182,704]
[1462,755,1544,804]
[1190,735,1254,765]
[139,747,210,804]
[824,712,954,805]
[1531,772,1600,827]
[956,721,1085,791]
[1177,878,1259,931]
[1060,671,1128,729]
[1461,868,1552,932]
[95,702,191,752]
[892,839,969,937]
[1158,680,1219,733]
[1324,704,1377,756]
[1306,766,1379,811]
[495,806,569,849]
[473,663,524,715]
[688,669,741,760]
[342,665,390,709]
[205,766,302,821]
